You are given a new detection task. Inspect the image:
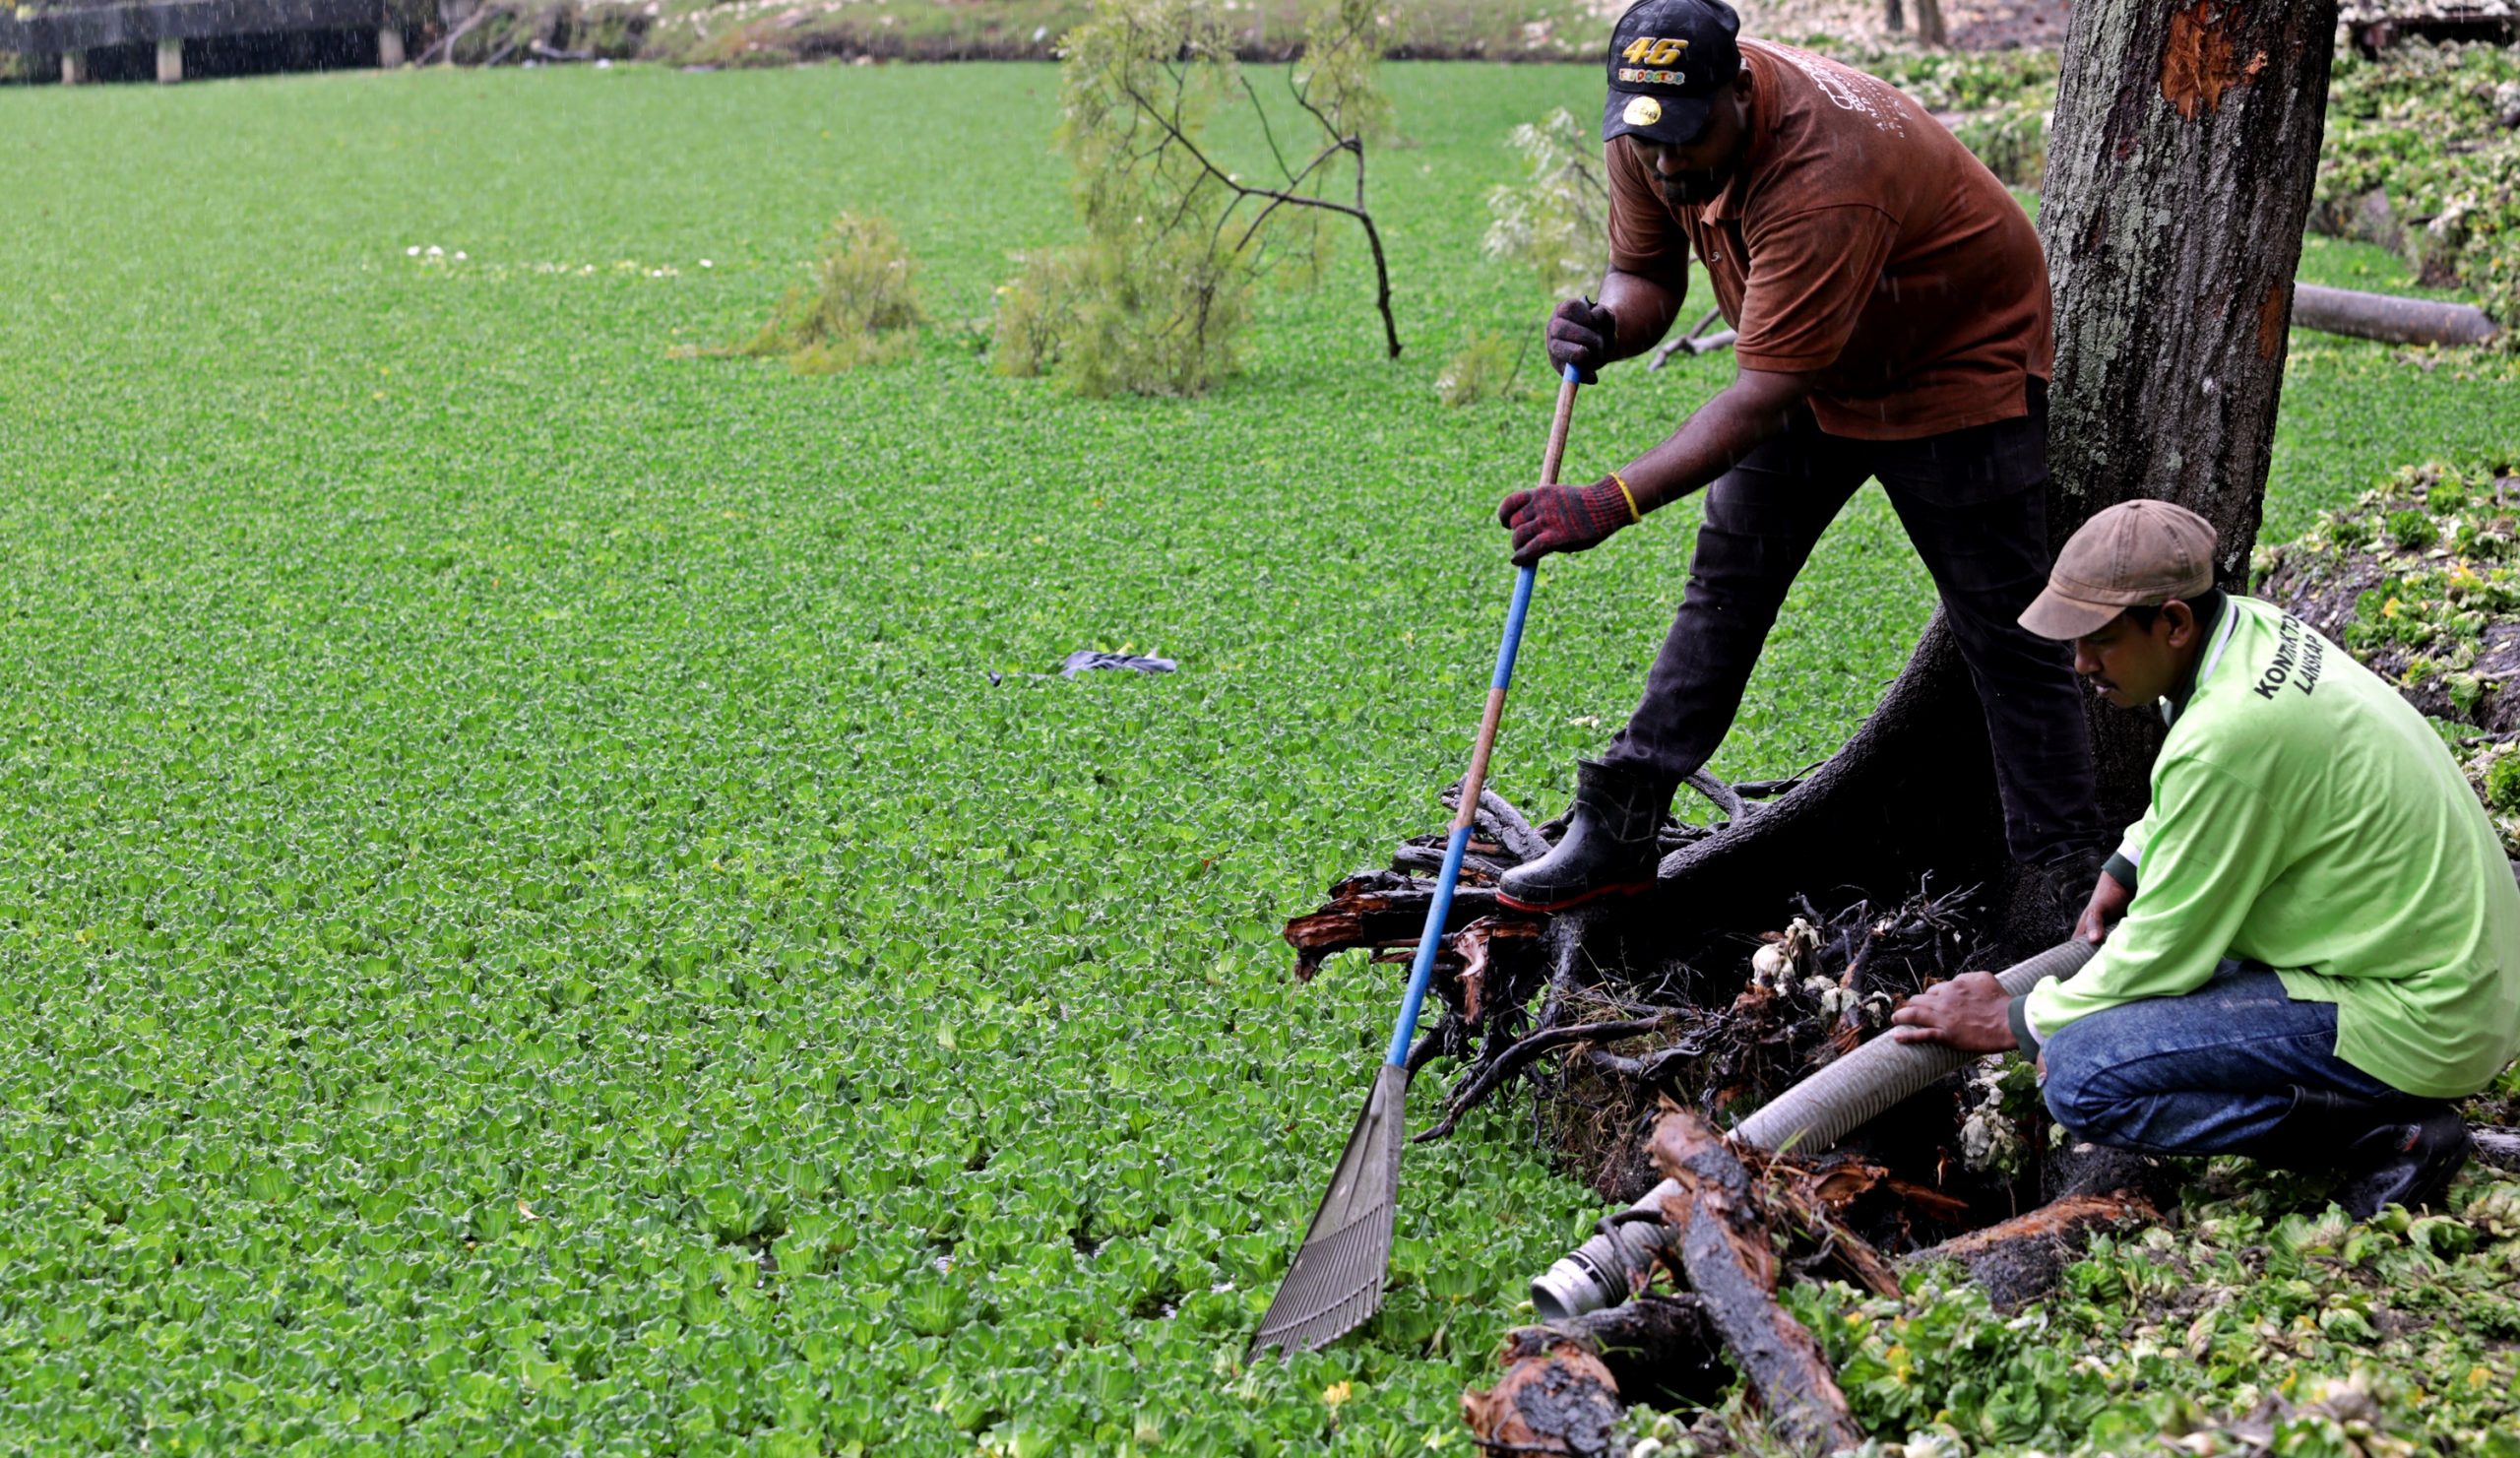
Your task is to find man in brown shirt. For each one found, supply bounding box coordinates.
[1495,0,2107,913]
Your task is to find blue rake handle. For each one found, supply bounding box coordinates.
[1383,363,1584,1067]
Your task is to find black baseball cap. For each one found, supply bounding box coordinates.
[1602,0,1743,147]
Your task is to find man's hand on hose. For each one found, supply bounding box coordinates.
[2076,868,2132,946]
[1497,478,1639,567]
[1546,297,1618,384]
[1887,972,2018,1053]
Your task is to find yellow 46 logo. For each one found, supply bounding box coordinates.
[1621,35,1689,65]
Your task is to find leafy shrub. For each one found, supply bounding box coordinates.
[741,213,925,373]
[2387,507,2437,551]
[1433,331,1529,407]
[2487,746,2520,813]
[992,230,1252,397]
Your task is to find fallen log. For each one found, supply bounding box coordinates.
[1905,1191,2161,1310]
[1644,1106,1864,1453]
[2291,283,2501,348]
[1463,1298,1731,1456]
[1646,319,1742,370]
[2473,1123,2520,1173]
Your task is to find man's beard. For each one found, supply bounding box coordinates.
[1658,173,1729,207]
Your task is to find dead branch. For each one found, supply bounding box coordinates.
[1647,1105,1864,1453]
[414,0,498,64]
[1391,840,1522,882]
[1449,916,1540,1025]
[1114,75,1403,358]
[1461,1334,1622,1456]
[1443,784,1550,862]
[1682,770,1747,825]
[1417,1012,1690,1144]
[1281,870,1502,980]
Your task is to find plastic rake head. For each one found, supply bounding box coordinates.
[1248,1062,1408,1358]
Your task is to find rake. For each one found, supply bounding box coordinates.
[1249,362,1585,1358]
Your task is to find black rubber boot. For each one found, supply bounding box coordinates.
[2251,1086,2472,1220]
[1496,759,1669,914]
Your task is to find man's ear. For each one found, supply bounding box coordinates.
[2162,599,2200,649]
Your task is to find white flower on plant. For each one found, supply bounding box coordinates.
[426,245,443,256]
[406,245,421,256]
[699,259,714,268]
[454,251,467,261]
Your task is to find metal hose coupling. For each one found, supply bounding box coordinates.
[1528,1184,1681,1322]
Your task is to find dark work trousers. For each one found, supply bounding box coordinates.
[1600,382,2107,867]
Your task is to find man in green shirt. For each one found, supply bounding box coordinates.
[1892,500,2520,1216]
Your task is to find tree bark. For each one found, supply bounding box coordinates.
[2038,0,2340,821]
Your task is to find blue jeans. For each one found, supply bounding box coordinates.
[2040,963,2410,1156]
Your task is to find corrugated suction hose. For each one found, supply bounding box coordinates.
[1528,938,2095,1323]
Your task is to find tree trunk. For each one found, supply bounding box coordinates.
[2038,0,2340,821]
[1913,0,1946,47]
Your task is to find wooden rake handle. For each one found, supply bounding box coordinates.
[1450,363,1584,833]
[1384,363,1584,1067]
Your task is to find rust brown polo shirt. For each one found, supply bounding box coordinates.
[1606,38,2053,441]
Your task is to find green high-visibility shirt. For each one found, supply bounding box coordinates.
[2023,596,2520,1099]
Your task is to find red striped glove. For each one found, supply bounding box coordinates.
[1497,477,1639,567]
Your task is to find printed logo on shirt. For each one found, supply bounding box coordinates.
[2253,614,2326,700]
[1771,43,1909,137]
[1620,35,1689,65]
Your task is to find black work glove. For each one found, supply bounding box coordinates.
[1497,477,1638,567]
[1545,296,1618,384]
